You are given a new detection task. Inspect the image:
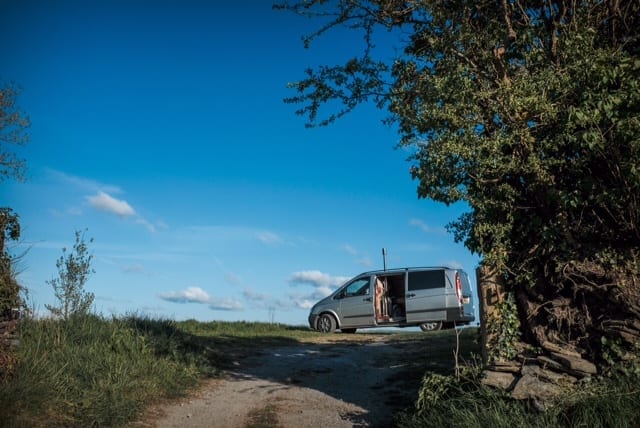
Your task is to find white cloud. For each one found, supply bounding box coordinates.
[158,286,243,311]
[356,257,373,267]
[242,288,298,312]
[288,271,352,311]
[87,191,135,217]
[409,218,431,233]
[243,288,269,302]
[158,286,211,304]
[48,170,159,232]
[256,231,283,245]
[136,217,157,233]
[289,270,350,289]
[209,299,243,311]
[121,263,145,274]
[225,272,242,286]
[155,220,169,230]
[294,299,315,309]
[343,244,357,256]
[310,286,334,299]
[48,168,122,194]
[67,206,83,216]
[85,190,160,233]
[342,244,373,268]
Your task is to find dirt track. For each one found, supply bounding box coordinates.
[135,334,445,428]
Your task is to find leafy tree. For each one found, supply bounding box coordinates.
[278,0,640,367]
[46,230,95,320]
[0,83,29,316]
[0,83,30,182]
[0,208,21,318]
[0,83,29,379]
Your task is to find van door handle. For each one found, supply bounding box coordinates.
[406,293,416,298]
[363,297,372,302]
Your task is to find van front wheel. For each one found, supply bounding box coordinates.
[317,314,336,333]
[419,321,442,332]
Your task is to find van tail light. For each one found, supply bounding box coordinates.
[455,272,463,305]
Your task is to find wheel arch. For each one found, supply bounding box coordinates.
[315,310,341,329]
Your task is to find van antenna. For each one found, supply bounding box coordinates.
[382,247,387,271]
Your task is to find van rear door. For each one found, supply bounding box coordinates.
[405,269,446,324]
[458,270,476,322]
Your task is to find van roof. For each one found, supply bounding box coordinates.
[359,266,462,276]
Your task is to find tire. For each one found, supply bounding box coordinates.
[341,328,357,334]
[419,321,442,332]
[317,313,336,333]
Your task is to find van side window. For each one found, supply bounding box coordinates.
[408,270,445,291]
[341,278,370,298]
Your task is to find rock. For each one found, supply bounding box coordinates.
[536,356,566,372]
[481,370,516,390]
[489,361,521,373]
[549,352,597,376]
[511,373,563,409]
[521,364,577,385]
[541,341,582,359]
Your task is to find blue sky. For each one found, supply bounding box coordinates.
[1,1,480,325]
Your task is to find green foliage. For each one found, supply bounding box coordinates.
[45,230,95,320]
[0,207,21,316]
[414,372,461,412]
[0,83,30,183]
[486,293,521,362]
[280,0,640,361]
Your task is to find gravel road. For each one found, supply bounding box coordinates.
[134,335,435,428]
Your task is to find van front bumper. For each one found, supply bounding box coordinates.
[308,314,318,330]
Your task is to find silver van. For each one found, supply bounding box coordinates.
[308,267,475,333]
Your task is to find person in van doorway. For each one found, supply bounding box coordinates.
[375,277,388,321]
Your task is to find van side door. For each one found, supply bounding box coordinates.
[405,269,447,324]
[337,276,374,328]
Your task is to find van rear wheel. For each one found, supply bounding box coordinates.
[317,314,336,333]
[419,321,442,332]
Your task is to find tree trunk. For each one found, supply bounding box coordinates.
[514,260,640,367]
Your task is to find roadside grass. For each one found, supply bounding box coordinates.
[396,372,640,428]
[0,315,202,427]
[395,331,640,428]
[1,314,390,427]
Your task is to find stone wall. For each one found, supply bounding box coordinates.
[476,266,597,410]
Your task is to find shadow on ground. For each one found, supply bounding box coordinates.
[227,330,479,427]
[126,317,479,427]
